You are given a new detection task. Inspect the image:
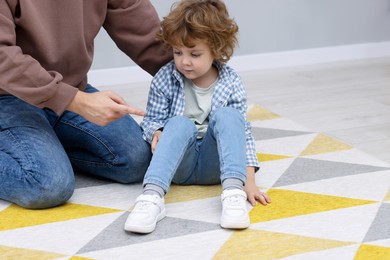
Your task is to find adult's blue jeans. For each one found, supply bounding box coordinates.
[0,85,151,209]
[143,107,247,193]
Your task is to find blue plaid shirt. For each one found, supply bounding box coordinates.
[141,60,260,169]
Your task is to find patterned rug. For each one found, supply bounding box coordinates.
[1,105,389,260]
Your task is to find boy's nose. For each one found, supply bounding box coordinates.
[182,56,191,65]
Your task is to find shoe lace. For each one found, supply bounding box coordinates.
[225,195,242,208]
[135,200,153,211]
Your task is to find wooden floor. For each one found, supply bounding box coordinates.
[111,57,390,164]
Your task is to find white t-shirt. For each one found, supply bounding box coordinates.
[183,77,217,139]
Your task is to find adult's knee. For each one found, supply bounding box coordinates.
[114,146,152,184]
[18,169,75,209]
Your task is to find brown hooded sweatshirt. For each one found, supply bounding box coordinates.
[0,0,171,115]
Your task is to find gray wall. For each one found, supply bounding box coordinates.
[91,0,390,70]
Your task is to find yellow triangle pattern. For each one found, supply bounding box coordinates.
[246,105,280,121]
[0,203,121,231]
[165,184,221,204]
[249,189,376,223]
[213,229,354,260]
[0,245,65,259]
[354,244,390,260]
[257,153,292,162]
[69,256,95,260]
[384,188,390,201]
[300,133,352,156]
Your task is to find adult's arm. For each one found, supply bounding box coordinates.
[67,90,145,126]
[0,1,78,115]
[104,0,172,76]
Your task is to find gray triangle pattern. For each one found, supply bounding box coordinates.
[274,158,390,187]
[74,170,114,189]
[77,212,221,254]
[363,203,390,243]
[251,127,312,141]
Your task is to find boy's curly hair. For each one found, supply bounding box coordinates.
[156,0,239,63]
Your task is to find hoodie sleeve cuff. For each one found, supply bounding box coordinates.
[44,82,79,116]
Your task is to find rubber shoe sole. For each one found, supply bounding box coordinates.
[125,208,166,234]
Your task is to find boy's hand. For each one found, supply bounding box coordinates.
[151,130,162,153]
[245,166,271,206]
[245,181,271,206]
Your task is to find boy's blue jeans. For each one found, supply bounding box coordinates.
[143,107,247,193]
[0,85,151,209]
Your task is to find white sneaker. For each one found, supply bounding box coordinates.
[220,189,250,229]
[124,194,166,233]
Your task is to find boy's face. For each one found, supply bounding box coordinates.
[172,40,215,85]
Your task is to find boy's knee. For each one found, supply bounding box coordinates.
[165,116,197,134]
[211,107,244,126]
[214,107,241,119]
[166,115,193,126]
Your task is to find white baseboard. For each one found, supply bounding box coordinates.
[88,41,390,87]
